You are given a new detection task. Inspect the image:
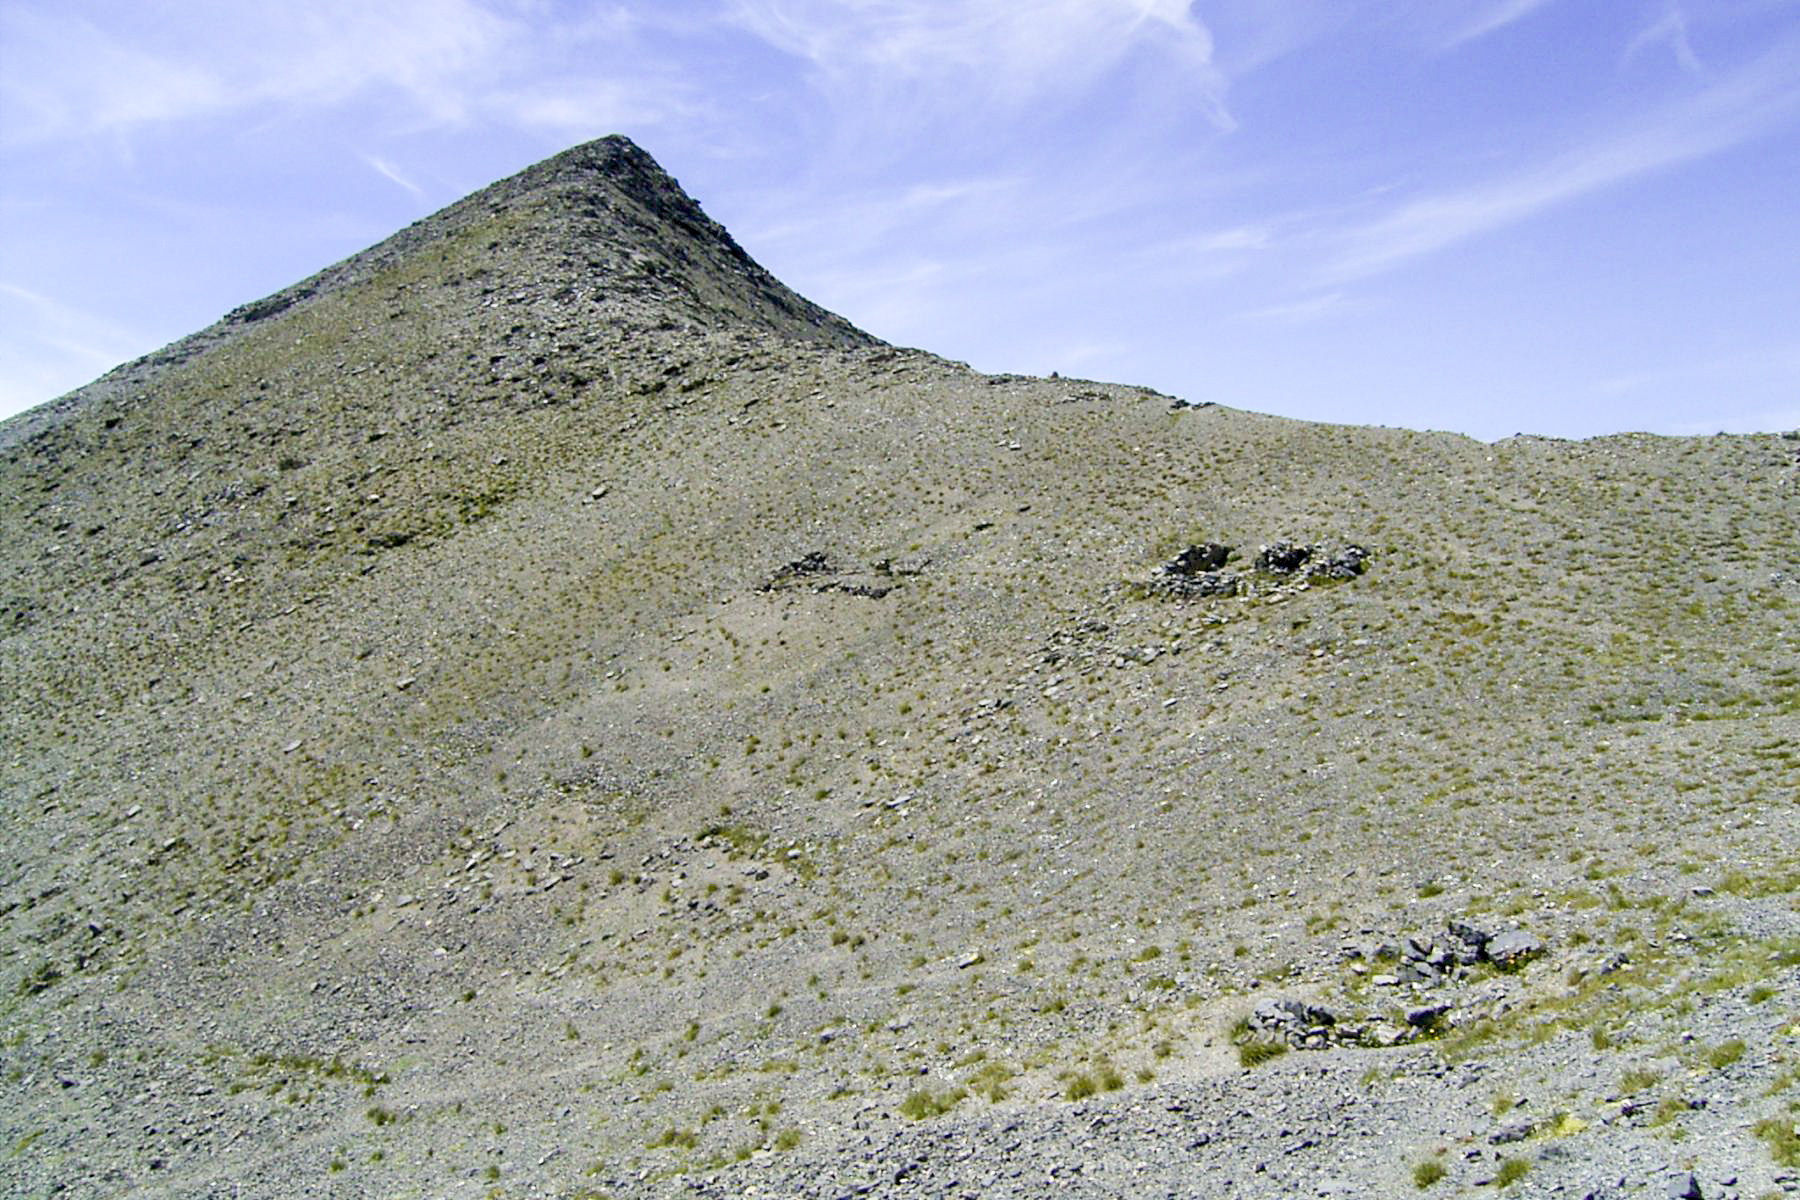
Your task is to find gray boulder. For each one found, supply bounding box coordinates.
[1316,544,1369,579]
[1487,929,1546,968]
[1666,1171,1702,1200]
[1447,918,1491,964]
[1164,542,1231,574]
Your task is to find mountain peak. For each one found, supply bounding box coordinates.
[213,134,873,349]
[1,137,876,453]
[471,134,736,243]
[519,133,676,191]
[458,134,870,344]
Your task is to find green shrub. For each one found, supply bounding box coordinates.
[1413,1158,1447,1188]
[1239,1041,1287,1068]
[899,1087,965,1120]
[1707,1038,1745,1069]
[1755,1116,1800,1167]
[1063,1073,1098,1100]
[16,961,61,996]
[1494,1157,1529,1187]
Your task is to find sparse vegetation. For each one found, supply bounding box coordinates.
[6,133,1797,1200]
[899,1087,966,1120]
[1494,1157,1530,1187]
[1238,1042,1287,1068]
[1755,1115,1800,1167]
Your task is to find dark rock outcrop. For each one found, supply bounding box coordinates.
[1150,542,1240,598]
[1256,541,1312,573]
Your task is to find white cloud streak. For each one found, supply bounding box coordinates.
[0,0,707,150]
[1238,291,1347,324]
[1319,34,1800,282]
[0,0,517,143]
[1624,1,1704,77]
[0,8,223,140]
[1593,342,1800,399]
[363,155,425,198]
[726,0,1232,131]
[1175,225,1272,253]
[1437,0,1561,50]
[0,282,148,415]
[1660,403,1800,436]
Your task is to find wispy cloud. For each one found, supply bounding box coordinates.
[728,0,1219,86]
[737,173,1024,258]
[1318,33,1800,282]
[726,0,1233,137]
[1661,404,1800,436]
[0,282,148,415]
[1436,0,1561,51]
[0,0,710,150]
[1624,1,1703,77]
[1175,225,1273,254]
[0,1,517,143]
[1593,342,1800,397]
[363,154,424,198]
[0,8,224,141]
[1238,291,1348,324]
[485,75,706,142]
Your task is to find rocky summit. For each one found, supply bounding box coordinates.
[2,136,1797,1200]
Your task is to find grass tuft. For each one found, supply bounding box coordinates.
[1494,1158,1530,1188]
[898,1087,965,1120]
[1239,1041,1287,1068]
[1755,1117,1800,1167]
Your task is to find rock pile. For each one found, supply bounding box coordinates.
[1254,541,1369,580]
[1148,542,1241,599]
[1362,920,1545,988]
[1254,541,1311,573]
[1246,998,1340,1049]
[761,551,833,590]
[1241,919,1550,1055]
[1148,539,1370,599]
[760,551,899,599]
[1167,542,1231,573]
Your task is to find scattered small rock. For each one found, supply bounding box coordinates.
[760,551,899,598]
[1490,1119,1535,1144]
[762,551,832,590]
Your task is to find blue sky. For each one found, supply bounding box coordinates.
[2,0,1797,439]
